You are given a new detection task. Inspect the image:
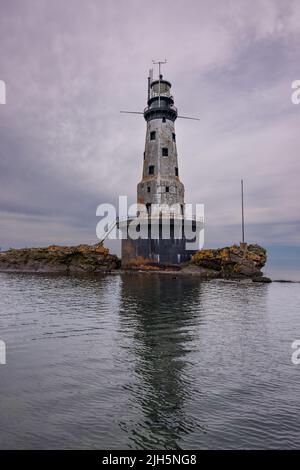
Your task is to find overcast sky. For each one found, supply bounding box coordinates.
[0,0,299,253]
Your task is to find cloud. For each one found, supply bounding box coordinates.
[0,0,299,250]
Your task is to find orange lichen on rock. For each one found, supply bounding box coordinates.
[122,256,160,270]
[0,242,119,273]
[191,243,267,278]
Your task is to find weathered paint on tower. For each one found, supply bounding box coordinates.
[119,69,201,267]
[137,75,184,215]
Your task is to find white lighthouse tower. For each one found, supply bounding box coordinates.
[119,64,203,267]
[137,67,184,219]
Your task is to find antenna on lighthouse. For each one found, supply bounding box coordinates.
[148,68,153,100]
[149,68,153,84]
[152,59,167,107]
[120,63,200,121]
[152,59,167,77]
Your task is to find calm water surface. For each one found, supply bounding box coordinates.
[0,272,300,449]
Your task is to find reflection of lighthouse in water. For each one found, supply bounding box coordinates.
[118,274,205,449]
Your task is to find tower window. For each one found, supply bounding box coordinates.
[150,131,156,141]
[162,117,166,123]
[148,165,154,175]
[146,203,151,215]
[162,147,168,157]
[166,186,169,193]
[143,151,145,160]
[175,167,178,176]
[147,186,151,193]
[172,133,176,142]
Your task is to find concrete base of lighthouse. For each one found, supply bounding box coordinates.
[118,216,202,268]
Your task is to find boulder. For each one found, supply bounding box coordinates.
[191,243,267,279]
[0,243,121,273]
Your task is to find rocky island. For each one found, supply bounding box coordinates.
[187,243,270,281]
[0,243,121,273]
[0,242,271,282]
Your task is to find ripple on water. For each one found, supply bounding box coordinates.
[0,273,300,449]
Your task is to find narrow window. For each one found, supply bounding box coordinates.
[172,133,176,142]
[175,167,178,176]
[143,151,145,160]
[162,147,168,157]
[148,165,154,175]
[166,186,169,193]
[162,117,166,123]
[150,131,156,141]
[146,203,151,215]
[147,186,151,193]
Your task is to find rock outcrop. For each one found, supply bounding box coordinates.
[0,243,120,273]
[189,243,268,281]
[118,243,270,281]
[0,242,270,282]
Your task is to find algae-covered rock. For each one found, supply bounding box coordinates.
[252,276,272,283]
[191,243,267,279]
[0,241,269,280]
[0,243,121,273]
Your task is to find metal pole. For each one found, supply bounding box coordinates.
[158,62,161,108]
[241,179,245,243]
[152,59,167,108]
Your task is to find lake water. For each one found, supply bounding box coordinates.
[0,272,300,449]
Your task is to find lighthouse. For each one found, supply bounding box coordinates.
[138,69,184,217]
[119,65,203,267]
